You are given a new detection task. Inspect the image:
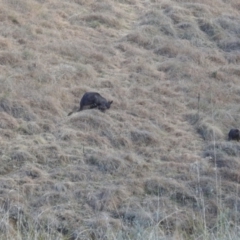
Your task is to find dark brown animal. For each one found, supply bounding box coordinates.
[68,92,113,116]
[228,128,240,141]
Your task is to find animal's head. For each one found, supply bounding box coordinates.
[232,129,240,134]
[106,100,113,109]
[98,101,113,112]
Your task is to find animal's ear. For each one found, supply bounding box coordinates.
[109,101,113,105]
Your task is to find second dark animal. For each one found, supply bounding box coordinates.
[228,128,240,141]
[68,92,113,116]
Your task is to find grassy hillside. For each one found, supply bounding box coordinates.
[1,0,240,239]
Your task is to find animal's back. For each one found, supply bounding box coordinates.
[80,92,102,110]
[68,91,112,116]
[228,128,240,141]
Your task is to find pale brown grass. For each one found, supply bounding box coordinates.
[1,0,240,239]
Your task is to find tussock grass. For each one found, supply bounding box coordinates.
[197,118,224,141]
[1,0,240,239]
[86,153,127,174]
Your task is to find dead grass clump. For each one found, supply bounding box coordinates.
[86,215,121,240]
[0,155,15,175]
[217,15,240,36]
[116,0,137,4]
[218,38,240,52]
[140,9,164,26]
[68,0,93,5]
[0,37,11,50]
[116,42,146,59]
[145,177,185,196]
[159,161,192,179]
[38,120,55,133]
[75,62,97,80]
[91,2,113,12]
[86,132,110,147]
[38,192,69,206]
[220,181,240,197]
[128,86,152,100]
[47,42,97,77]
[38,96,62,116]
[183,3,214,18]
[198,18,224,41]
[155,40,204,65]
[224,52,240,64]
[101,128,131,148]
[207,52,226,65]
[209,156,239,169]
[211,69,228,81]
[115,209,153,228]
[130,129,158,147]
[99,80,114,89]
[126,30,153,49]
[0,112,18,129]
[3,0,31,13]
[164,5,192,24]
[128,65,163,83]
[140,10,176,37]
[67,87,86,101]
[27,147,48,164]
[176,21,204,43]
[158,60,202,80]
[91,3,125,22]
[0,179,15,191]
[232,2,240,11]
[220,169,240,184]
[26,213,64,239]
[71,13,121,29]
[55,128,77,141]
[49,63,77,83]
[150,82,179,100]
[196,118,224,141]
[66,170,87,182]
[27,66,56,85]
[204,199,219,218]
[22,165,45,179]
[218,65,240,78]
[188,177,217,198]
[203,142,240,170]
[154,42,180,58]
[87,187,130,212]
[0,203,28,237]
[69,111,111,130]
[17,122,41,135]
[85,152,127,174]
[90,48,112,65]
[47,40,85,60]
[0,51,20,66]
[22,182,37,199]
[11,149,36,164]
[38,144,61,161]
[171,191,197,207]
[175,211,219,238]
[204,142,240,158]
[0,98,36,121]
[224,196,240,213]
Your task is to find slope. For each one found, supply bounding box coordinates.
[0,0,240,239]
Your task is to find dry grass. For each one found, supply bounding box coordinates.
[0,0,240,239]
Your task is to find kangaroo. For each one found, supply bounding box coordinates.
[68,92,113,116]
[228,128,240,141]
